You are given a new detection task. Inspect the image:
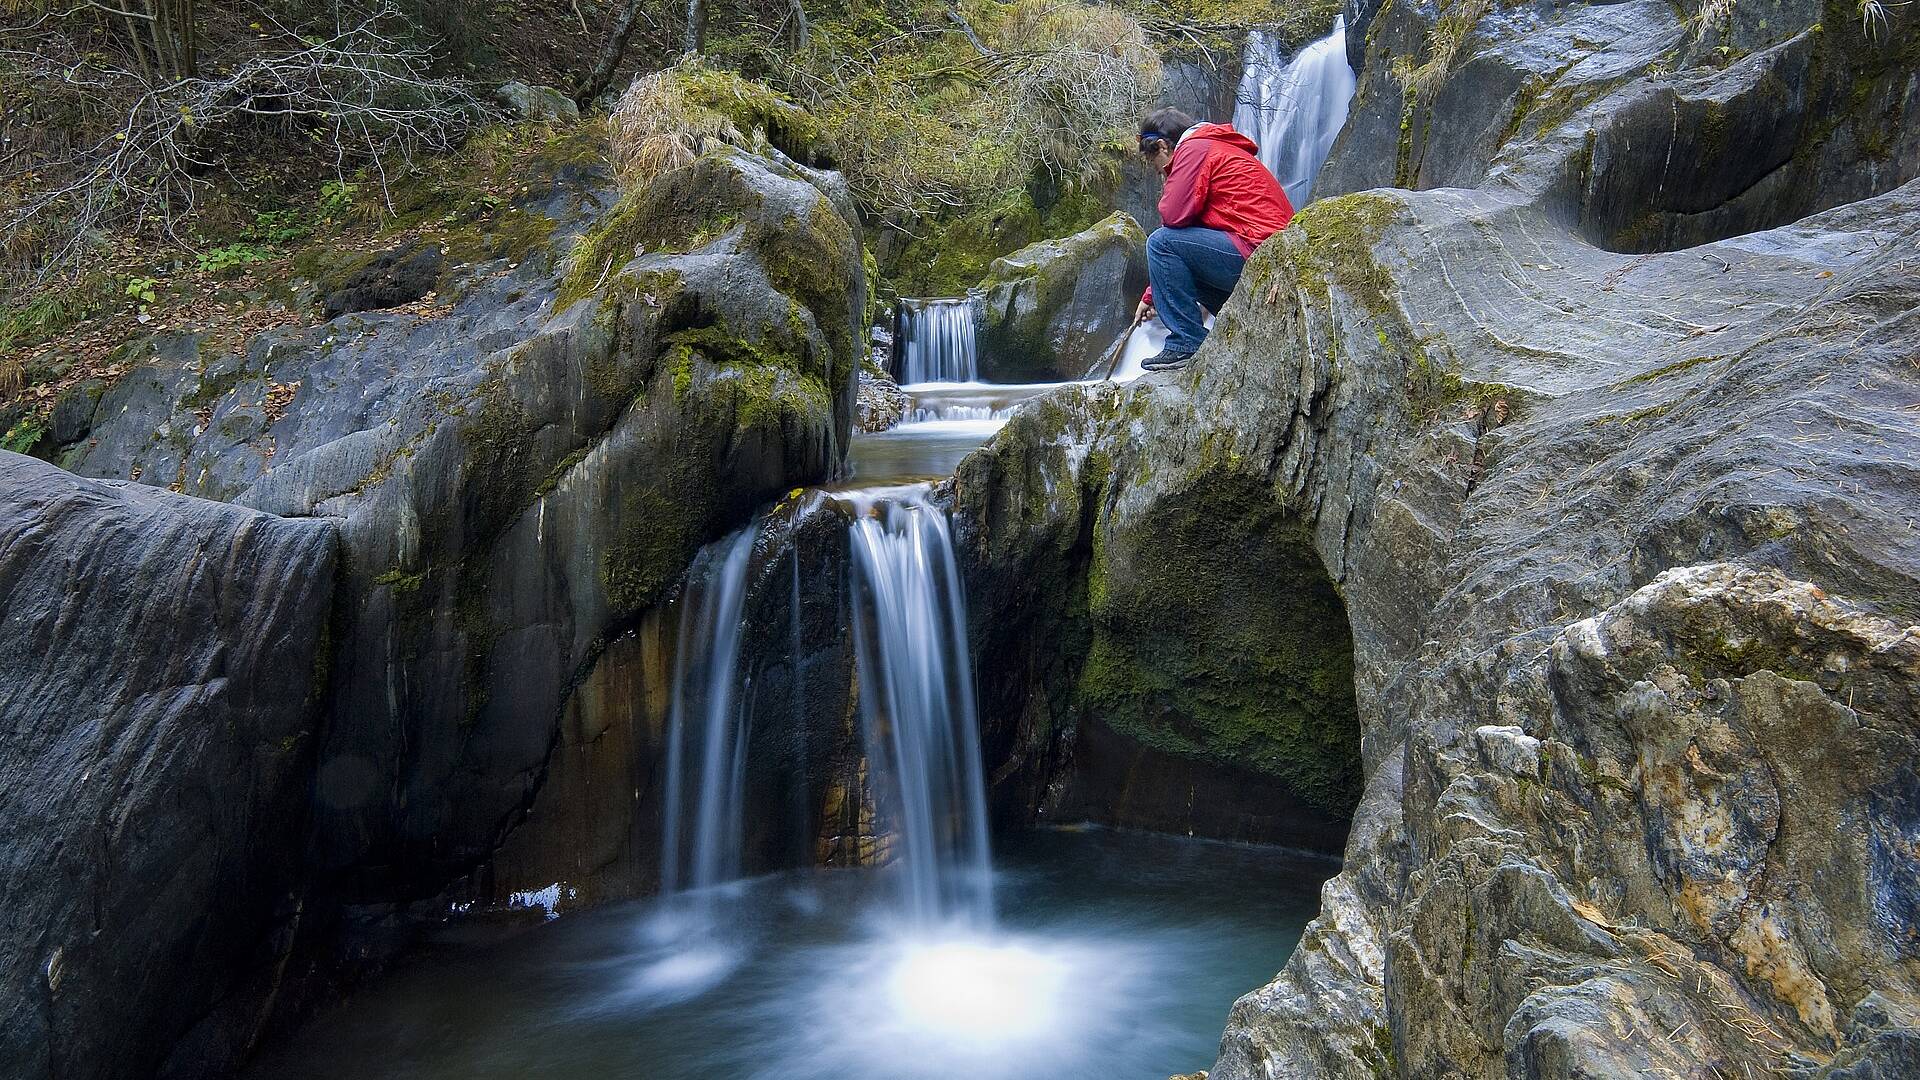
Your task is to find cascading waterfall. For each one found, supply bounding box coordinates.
[1232,16,1357,205]
[658,527,757,902]
[846,486,995,928]
[906,403,1012,424]
[898,299,979,385]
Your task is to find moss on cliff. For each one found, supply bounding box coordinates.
[1077,468,1363,816]
[886,183,1109,298]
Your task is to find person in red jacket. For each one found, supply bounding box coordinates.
[1133,108,1295,370]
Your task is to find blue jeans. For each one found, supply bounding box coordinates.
[1147,226,1245,354]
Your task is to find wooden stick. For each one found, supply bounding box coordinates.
[1102,311,1147,381]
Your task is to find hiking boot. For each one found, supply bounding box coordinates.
[1142,349,1195,371]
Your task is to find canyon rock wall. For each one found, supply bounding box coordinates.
[952,0,1920,1073]
[13,133,868,1071]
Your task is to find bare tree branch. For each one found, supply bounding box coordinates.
[2,2,492,280]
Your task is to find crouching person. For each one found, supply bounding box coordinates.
[1133,108,1295,370]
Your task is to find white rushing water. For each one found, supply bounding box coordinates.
[1232,16,1357,206]
[845,485,995,928]
[898,299,978,386]
[645,527,758,1001]
[660,528,757,898]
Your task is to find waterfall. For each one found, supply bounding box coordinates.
[905,403,1012,424]
[659,527,757,900]
[846,486,994,927]
[1232,16,1357,206]
[898,299,979,386]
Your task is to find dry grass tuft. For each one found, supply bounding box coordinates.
[1690,0,1738,42]
[609,67,748,192]
[0,357,23,398]
[1395,0,1495,101]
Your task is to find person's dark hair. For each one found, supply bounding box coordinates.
[1137,108,1195,156]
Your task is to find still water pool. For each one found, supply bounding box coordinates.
[248,827,1333,1080]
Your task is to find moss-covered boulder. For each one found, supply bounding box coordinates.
[973,211,1147,382]
[53,131,868,1044]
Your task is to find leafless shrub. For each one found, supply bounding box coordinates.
[769,0,1158,217]
[1,3,491,280]
[986,4,1162,178]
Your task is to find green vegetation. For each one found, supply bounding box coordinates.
[671,0,1168,291]
[1078,469,1364,816]
[1278,191,1404,317]
[1393,0,1495,101]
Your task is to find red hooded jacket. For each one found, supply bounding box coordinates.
[1142,123,1294,305]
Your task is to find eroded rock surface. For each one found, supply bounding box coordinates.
[19,133,868,1070]
[0,453,336,1080]
[974,211,1147,382]
[951,0,1920,1068]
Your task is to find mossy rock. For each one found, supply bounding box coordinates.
[1079,467,1363,816]
[974,211,1148,382]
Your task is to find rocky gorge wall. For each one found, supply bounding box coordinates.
[0,455,336,1080]
[1,127,870,1077]
[949,0,1920,1074]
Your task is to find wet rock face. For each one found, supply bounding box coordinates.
[51,138,866,1045]
[1319,0,1919,250]
[973,211,1148,382]
[0,453,336,1080]
[956,139,1920,1080]
[856,366,909,432]
[948,387,1364,854]
[491,491,872,903]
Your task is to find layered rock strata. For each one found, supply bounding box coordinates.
[951,0,1920,1071]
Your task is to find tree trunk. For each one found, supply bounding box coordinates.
[788,0,809,51]
[576,0,648,107]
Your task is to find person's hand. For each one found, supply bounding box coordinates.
[1134,299,1155,323]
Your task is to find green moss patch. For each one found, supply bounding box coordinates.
[1078,469,1363,815]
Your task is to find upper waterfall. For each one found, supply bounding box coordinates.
[1232,17,1357,206]
[898,299,980,386]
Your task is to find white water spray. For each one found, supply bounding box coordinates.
[898,299,979,386]
[1233,17,1357,206]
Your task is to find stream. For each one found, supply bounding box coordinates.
[247,22,1360,1076]
[245,339,1337,1080]
[246,828,1327,1080]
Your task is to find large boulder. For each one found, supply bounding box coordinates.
[951,0,1920,1064]
[1318,0,1920,250]
[0,452,336,1080]
[973,211,1147,382]
[52,132,868,1057]
[957,172,1920,1078]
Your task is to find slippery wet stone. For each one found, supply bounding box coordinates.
[0,453,336,1080]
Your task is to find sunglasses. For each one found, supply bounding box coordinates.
[1137,134,1169,156]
